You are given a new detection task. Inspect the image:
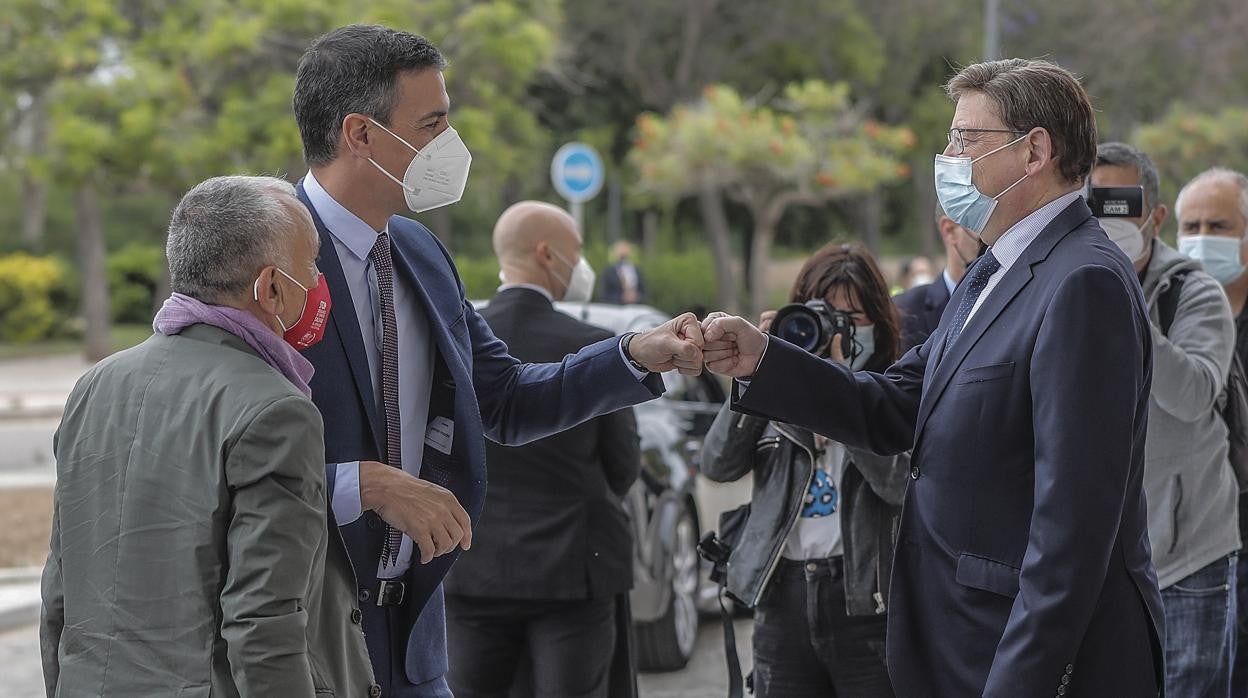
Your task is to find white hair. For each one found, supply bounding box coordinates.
[1174,167,1248,229]
[166,175,301,303]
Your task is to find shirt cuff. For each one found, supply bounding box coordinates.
[619,339,648,381]
[331,461,363,525]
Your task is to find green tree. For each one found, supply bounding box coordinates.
[630,81,913,315]
[1134,105,1248,236]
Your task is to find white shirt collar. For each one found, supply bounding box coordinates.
[942,269,957,295]
[498,283,555,302]
[303,170,388,262]
[988,190,1082,271]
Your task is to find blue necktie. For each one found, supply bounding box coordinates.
[944,249,1001,355]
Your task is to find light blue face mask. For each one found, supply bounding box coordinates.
[934,133,1030,236]
[1178,235,1246,284]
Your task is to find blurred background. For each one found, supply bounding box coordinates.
[1,2,1247,694]
[1,0,1246,359]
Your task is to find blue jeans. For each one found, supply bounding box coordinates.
[1233,552,1248,697]
[1164,553,1238,698]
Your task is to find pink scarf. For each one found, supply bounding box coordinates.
[152,293,314,397]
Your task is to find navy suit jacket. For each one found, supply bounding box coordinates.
[735,198,1164,698]
[297,185,664,689]
[894,276,951,353]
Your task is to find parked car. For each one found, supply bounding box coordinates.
[546,301,732,672]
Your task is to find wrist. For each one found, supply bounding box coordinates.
[621,332,649,373]
[358,460,392,511]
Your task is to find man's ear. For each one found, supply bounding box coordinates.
[253,266,285,316]
[534,240,552,270]
[341,114,374,159]
[1024,128,1053,177]
[1151,204,1168,233]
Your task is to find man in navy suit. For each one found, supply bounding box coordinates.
[894,206,982,352]
[702,59,1163,697]
[291,25,704,698]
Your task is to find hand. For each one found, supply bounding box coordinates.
[628,312,705,375]
[701,312,769,378]
[827,331,846,364]
[757,310,777,334]
[359,461,473,564]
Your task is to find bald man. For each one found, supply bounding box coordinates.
[445,202,642,698]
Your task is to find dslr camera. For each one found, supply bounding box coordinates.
[770,300,855,358]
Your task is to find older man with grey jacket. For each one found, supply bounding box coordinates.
[1093,143,1240,696]
[41,176,376,697]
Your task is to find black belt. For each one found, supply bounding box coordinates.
[376,579,407,607]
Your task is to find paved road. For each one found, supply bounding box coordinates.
[0,624,40,698]
[0,618,753,697]
[0,419,57,475]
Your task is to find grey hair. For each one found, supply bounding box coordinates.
[166,176,300,303]
[293,25,447,166]
[947,59,1097,185]
[1095,142,1161,210]
[1175,168,1248,225]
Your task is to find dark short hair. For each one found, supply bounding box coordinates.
[947,59,1097,185]
[789,242,902,368]
[1095,142,1161,210]
[293,25,447,166]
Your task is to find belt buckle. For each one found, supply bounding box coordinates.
[376,579,407,607]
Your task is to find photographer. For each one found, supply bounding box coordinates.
[701,243,909,698]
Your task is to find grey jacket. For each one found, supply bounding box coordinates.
[1141,240,1241,588]
[701,401,908,615]
[41,325,374,697]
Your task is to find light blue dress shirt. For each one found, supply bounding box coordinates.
[305,171,436,579]
[305,175,647,580]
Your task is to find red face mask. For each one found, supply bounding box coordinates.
[257,269,332,350]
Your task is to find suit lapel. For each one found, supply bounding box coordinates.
[913,197,1093,443]
[387,230,466,378]
[297,184,384,453]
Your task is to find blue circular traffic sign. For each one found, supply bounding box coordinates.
[551,142,605,203]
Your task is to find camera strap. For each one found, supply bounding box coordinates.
[718,583,744,698]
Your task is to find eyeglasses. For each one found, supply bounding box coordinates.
[946,128,1027,156]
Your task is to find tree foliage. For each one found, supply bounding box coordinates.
[629,81,913,313]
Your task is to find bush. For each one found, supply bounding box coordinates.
[0,253,73,343]
[106,244,164,324]
[632,249,718,316]
[455,254,502,303]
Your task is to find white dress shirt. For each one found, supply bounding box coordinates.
[963,190,1082,326]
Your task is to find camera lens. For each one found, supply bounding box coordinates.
[777,313,821,352]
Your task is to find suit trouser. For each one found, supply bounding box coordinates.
[445,594,616,698]
[361,594,452,698]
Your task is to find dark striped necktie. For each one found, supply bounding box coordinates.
[943,249,1001,355]
[369,231,404,568]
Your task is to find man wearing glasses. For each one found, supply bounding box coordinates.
[701,59,1163,697]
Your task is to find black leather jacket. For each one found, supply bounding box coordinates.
[702,401,909,615]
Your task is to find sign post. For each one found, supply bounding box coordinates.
[550,142,605,232]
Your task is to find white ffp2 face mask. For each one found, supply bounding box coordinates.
[552,249,596,303]
[367,119,472,213]
[1101,217,1152,262]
